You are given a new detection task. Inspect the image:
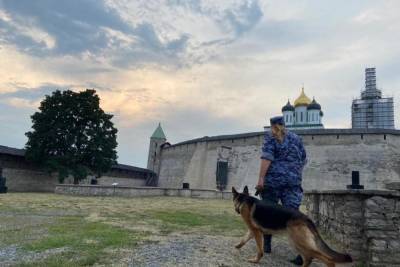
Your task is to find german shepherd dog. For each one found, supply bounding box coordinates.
[232,186,352,267]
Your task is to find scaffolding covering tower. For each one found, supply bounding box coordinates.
[352,68,395,129]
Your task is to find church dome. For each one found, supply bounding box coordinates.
[294,87,312,107]
[282,100,295,112]
[307,98,321,110]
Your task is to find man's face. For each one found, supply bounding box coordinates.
[271,125,279,136]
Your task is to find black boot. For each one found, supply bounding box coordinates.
[289,255,303,266]
[263,235,272,253]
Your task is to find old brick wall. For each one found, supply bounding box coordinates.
[55,184,232,199]
[0,153,151,192]
[305,190,400,266]
[364,196,400,266]
[0,154,58,192]
[3,168,58,192]
[96,176,146,187]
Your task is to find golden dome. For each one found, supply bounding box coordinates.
[294,87,312,107]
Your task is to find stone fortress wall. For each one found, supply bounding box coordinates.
[0,150,58,192]
[156,129,400,191]
[0,145,152,192]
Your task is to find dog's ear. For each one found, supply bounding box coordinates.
[232,187,238,197]
[243,185,249,196]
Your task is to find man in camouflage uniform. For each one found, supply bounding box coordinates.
[256,116,307,265]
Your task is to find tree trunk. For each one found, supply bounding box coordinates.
[73,177,79,185]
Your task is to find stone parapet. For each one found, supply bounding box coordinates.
[304,189,400,266]
[55,184,232,200]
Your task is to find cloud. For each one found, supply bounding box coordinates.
[0,0,129,55]
[0,0,263,69]
[223,0,263,36]
[353,9,382,24]
[100,0,263,66]
[1,0,400,168]
[1,97,40,109]
[0,83,69,98]
[0,0,190,67]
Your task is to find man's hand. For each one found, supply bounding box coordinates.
[255,179,264,196]
[255,183,264,192]
[256,159,270,196]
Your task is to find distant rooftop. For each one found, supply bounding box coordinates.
[0,145,25,157]
[0,145,152,174]
[111,164,154,174]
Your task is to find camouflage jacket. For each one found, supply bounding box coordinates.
[261,131,307,188]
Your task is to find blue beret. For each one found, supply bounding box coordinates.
[270,116,285,126]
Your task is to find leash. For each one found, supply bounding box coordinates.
[255,186,264,197]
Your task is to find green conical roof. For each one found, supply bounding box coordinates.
[151,123,166,139]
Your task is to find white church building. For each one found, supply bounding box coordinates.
[281,87,324,129]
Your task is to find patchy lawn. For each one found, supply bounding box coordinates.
[0,193,245,266]
[0,193,338,267]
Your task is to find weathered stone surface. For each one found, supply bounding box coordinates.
[370,252,400,264]
[366,196,396,212]
[305,190,400,266]
[385,182,400,191]
[0,153,149,192]
[55,184,232,199]
[157,132,400,192]
[388,239,400,250]
[365,218,397,230]
[370,265,400,267]
[97,176,146,187]
[369,239,387,251]
[365,230,400,239]
[2,167,58,192]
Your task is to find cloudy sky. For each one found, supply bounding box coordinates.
[0,0,399,167]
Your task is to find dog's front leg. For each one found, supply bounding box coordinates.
[248,230,264,263]
[235,230,254,249]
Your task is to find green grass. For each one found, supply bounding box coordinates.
[19,216,143,266]
[0,193,244,266]
[24,216,138,251]
[16,252,97,267]
[151,210,245,234]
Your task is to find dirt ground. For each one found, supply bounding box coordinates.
[0,193,330,266]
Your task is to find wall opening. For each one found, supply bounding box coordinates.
[216,161,228,191]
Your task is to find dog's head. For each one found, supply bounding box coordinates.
[232,186,249,214]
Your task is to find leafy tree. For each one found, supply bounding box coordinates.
[25,89,118,184]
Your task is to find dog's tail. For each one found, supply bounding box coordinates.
[306,219,352,263]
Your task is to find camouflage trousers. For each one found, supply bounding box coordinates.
[260,185,303,210]
[260,185,303,255]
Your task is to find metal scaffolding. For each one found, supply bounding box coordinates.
[352,68,395,129]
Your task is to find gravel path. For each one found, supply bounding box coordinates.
[0,245,68,266]
[128,234,325,267]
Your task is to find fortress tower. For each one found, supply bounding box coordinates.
[147,123,166,174]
